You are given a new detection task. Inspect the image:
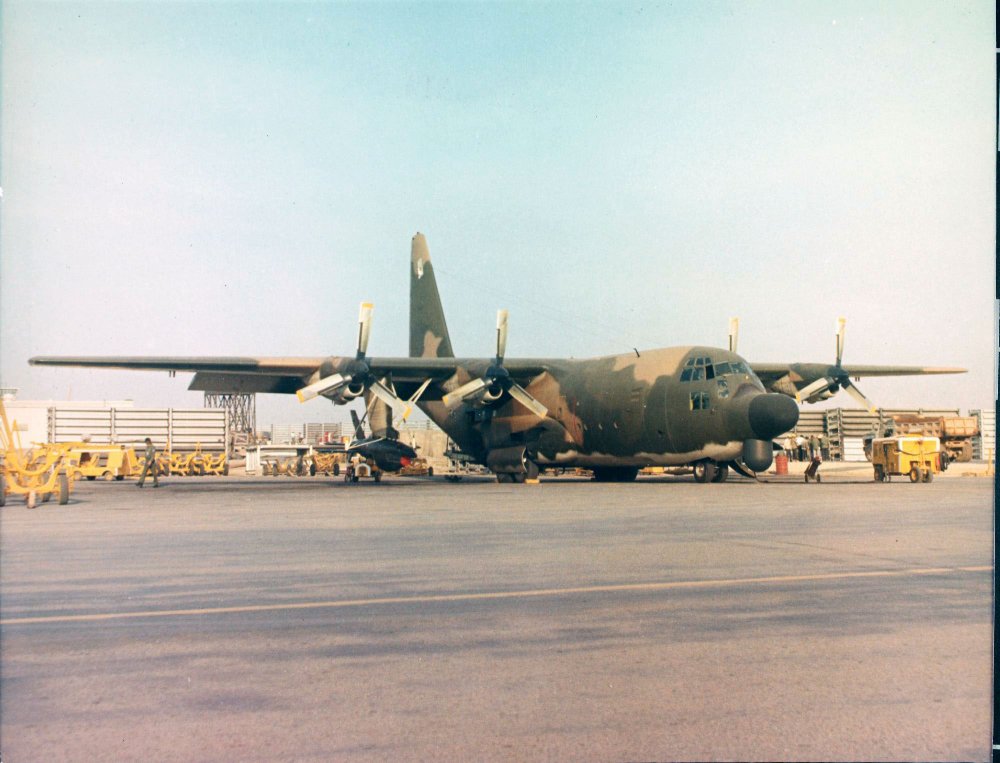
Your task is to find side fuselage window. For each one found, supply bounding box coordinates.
[689,391,710,410]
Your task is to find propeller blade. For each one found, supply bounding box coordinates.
[794,376,834,404]
[357,302,374,358]
[369,378,409,414]
[393,378,433,427]
[496,309,509,363]
[349,409,366,440]
[508,383,549,419]
[728,317,739,353]
[442,377,488,409]
[842,379,878,413]
[835,317,846,367]
[296,373,348,403]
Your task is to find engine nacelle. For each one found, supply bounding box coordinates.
[465,383,505,407]
[327,381,366,405]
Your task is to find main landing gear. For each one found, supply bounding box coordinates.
[692,460,729,483]
[591,467,639,483]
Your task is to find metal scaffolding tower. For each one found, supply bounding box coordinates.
[203,392,256,434]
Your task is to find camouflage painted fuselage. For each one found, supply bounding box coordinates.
[413,347,770,469]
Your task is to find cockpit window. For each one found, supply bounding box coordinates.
[686,357,765,390]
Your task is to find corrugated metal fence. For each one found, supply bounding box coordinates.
[49,408,229,452]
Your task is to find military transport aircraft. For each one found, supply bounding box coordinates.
[31,233,964,483]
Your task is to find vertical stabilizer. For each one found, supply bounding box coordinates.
[410,233,455,358]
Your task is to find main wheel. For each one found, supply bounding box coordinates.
[693,461,717,483]
[524,460,540,481]
[593,467,639,483]
[909,466,921,483]
[711,464,729,483]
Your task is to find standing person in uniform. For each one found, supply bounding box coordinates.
[137,437,160,488]
[795,433,806,462]
[809,434,820,460]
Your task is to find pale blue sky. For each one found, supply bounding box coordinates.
[1,1,994,425]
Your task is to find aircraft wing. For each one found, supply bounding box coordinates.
[751,362,966,401]
[28,355,550,399]
[29,356,325,395]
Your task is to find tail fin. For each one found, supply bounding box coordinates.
[410,233,455,358]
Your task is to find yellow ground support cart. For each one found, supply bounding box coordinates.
[66,444,139,481]
[871,435,941,483]
[0,402,74,507]
[310,451,343,476]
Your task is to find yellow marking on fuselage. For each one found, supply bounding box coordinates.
[2,566,990,626]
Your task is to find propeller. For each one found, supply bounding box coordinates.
[795,317,877,413]
[296,302,418,420]
[728,317,739,353]
[441,309,548,419]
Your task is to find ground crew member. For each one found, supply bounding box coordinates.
[809,434,820,459]
[137,437,160,488]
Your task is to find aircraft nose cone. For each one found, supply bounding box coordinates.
[748,393,799,441]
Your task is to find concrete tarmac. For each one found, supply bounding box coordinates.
[0,472,992,762]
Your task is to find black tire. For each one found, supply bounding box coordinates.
[874,465,884,482]
[333,463,340,477]
[593,467,639,483]
[427,466,434,477]
[693,461,716,484]
[524,460,540,481]
[374,472,382,483]
[496,473,513,483]
[909,467,921,483]
[711,464,729,483]
[115,475,124,481]
[923,469,933,483]
[86,476,96,481]
[58,472,69,505]
[0,475,5,507]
